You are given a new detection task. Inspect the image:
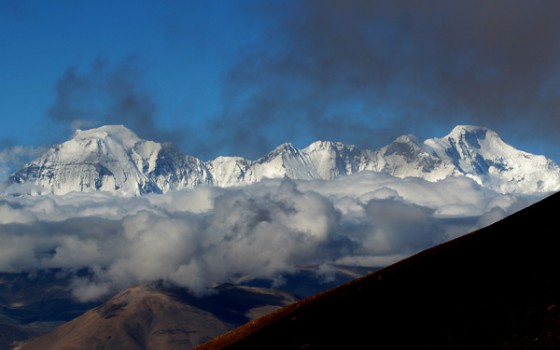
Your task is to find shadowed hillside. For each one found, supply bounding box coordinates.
[196,191,560,349]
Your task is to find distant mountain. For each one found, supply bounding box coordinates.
[6,125,560,196]
[194,191,560,350]
[16,283,296,350]
[7,126,211,196]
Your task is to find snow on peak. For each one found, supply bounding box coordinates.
[381,134,425,160]
[392,134,421,145]
[426,125,511,163]
[305,140,335,153]
[73,125,142,148]
[448,124,491,136]
[261,143,299,158]
[304,140,354,152]
[445,125,501,148]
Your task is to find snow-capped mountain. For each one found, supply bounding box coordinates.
[8,126,212,196]
[424,125,560,194]
[5,124,560,196]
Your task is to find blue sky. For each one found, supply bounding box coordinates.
[2,0,560,164]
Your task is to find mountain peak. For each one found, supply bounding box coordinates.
[442,125,508,155]
[445,125,497,145]
[449,124,490,134]
[383,134,425,158]
[392,134,421,145]
[423,125,560,193]
[305,140,359,154]
[425,125,501,155]
[260,143,299,161]
[305,140,335,151]
[271,142,297,152]
[73,125,141,147]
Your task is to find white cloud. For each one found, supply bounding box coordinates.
[0,172,543,300]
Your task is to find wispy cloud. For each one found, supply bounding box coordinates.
[0,173,536,301]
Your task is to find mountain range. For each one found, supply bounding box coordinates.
[6,125,560,196]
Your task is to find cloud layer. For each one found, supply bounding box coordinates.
[0,173,537,301]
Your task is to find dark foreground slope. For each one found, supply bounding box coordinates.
[196,191,560,350]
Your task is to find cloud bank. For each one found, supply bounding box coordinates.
[0,172,538,301]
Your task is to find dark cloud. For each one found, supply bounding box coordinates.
[213,0,560,158]
[48,57,187,145]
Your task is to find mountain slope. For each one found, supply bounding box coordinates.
[195,191,560,350]
[6,124,560,195]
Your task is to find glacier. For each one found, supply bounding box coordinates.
[4,124,560,196]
